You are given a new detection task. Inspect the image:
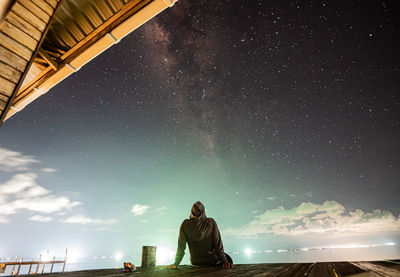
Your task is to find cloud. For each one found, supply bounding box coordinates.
[0,173,37,195]
[60,214,118,225]
[42,168,57,173]
[29,214,53,222]
[0,196,81,215]
[95,227,123,232]
[0,147,39,171]
[0,215,9,223]
[131,204,151,216]
[17,185,50,198]
[223,201,400,238]
[155,206,167,215]
[0,173,81,223]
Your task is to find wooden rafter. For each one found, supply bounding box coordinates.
[0,0,64,126]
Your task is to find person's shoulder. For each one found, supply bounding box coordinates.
[182,219,191,225]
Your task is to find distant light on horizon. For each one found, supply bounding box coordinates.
[385,242,396,246]
[244,248,252,256]
[156,245,175,265]
[328,242,398,249]
[67,247,84,262]
[238,242,399,255]
[115,252,123,261]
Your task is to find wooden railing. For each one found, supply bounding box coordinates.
[0,249,67,276]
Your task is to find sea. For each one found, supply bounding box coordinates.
[1,244,399,276]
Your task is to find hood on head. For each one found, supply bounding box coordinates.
[190,201,206,219]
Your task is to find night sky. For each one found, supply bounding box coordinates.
[0,0,399,263]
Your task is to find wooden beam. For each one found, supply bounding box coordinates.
[9,0,176,119]
[39,48,58,70]
[13,0,150,105]
[60,0,147,62]
[0,0,63,126]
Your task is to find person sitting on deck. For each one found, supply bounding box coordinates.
[164,201,234,269]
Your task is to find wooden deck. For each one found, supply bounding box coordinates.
[13,260,400,277]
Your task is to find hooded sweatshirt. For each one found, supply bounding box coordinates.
[173,201,228,266]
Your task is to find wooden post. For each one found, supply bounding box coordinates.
[62,248,67,272]
[16,258,22,275]
[35,254,41,274]
[41,261,45,274]
[28,259,33,274]
[50,256,55,273]
[10,256,17,276]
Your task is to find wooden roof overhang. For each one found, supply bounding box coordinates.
[0,0,177,125]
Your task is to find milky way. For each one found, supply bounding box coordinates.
[0,0,399,261]
[140,0,400,209]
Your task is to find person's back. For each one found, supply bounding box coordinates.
[169,201,234,268]
[179,217,221,265]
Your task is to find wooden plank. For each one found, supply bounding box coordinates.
[32,0,54,15]
[332,262,365,276]
[165,267,225,277]
[90,0,114,21]
[73,12,95,35]
[0,45,28,72]
[370,260,400,270]
[351,262,400,277]
[0,92,9,103]
[1,20,38,51]
[45,29,70,52]
[0,263,393,277]
[81,2,104,27]
[0,60,22,83]
[277,263,312,277]
[308,263,335,277]
[0,0,62,125]
[0,98,6,110]
[0,76,15,96]
[41,43,67,56]
[351,262,400,276]
[11,2,46,32]
[0,32,33,60]
[62,16,85,42]
[250,264,294,277]
[230,264,280,277]
[60,0,146,61]
[107,0,124,13]
[59,1,94,35]
[0,260,66,266]
[6,11,42,41]
[44,0,58,9]
[19,0,51,23]
[52,22,78,47]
